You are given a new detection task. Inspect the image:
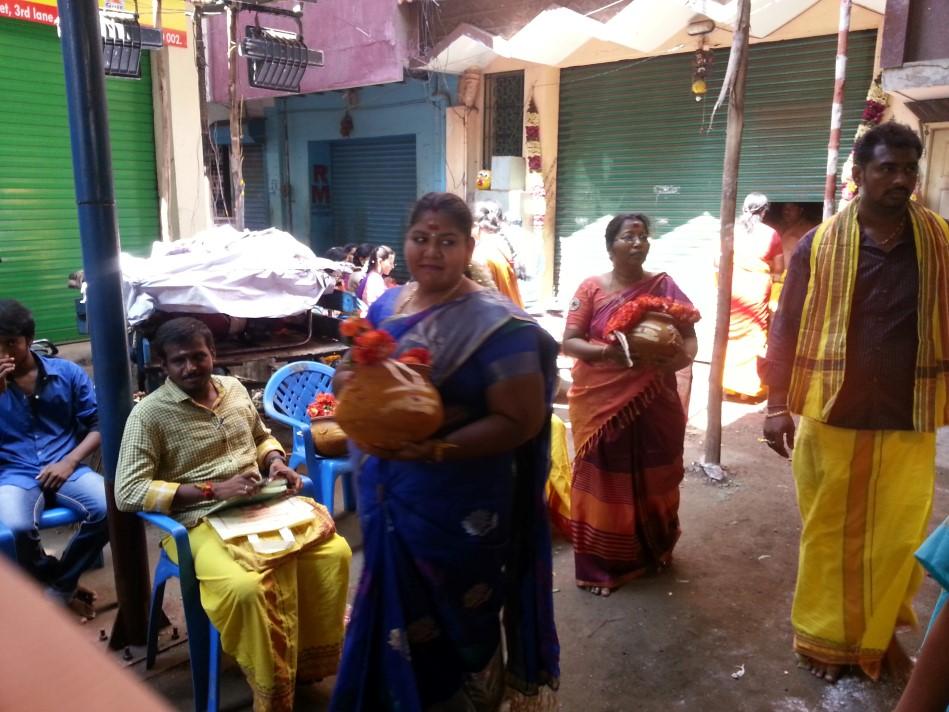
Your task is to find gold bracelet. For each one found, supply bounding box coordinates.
[764,409,790,419]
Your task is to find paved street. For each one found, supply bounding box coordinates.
[49,357,946,711]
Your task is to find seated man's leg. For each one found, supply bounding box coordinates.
[167,522,298,712]
[0,484,58,582]
[295,533,352,682]
[51,468,109,598]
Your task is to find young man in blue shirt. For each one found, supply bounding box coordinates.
[0,299,108,615]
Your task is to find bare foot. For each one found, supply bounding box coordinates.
[883,637,914,683]
[795,653,843,683]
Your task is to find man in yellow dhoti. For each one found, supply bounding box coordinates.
[764,122,949,683]
[116,317,351,711]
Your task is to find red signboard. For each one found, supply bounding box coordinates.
[0,0,188,48]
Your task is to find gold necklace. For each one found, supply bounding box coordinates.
[874,214,907,250]
[397,279,466,315]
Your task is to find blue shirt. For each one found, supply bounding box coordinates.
[766,223,919,430]
[0,354,99,489]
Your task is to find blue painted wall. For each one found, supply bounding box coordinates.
[265,74,457,250]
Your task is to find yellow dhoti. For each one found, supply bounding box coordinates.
[164,523,352,711]
[791,417,934,678]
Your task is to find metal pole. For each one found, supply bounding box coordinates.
[823,0,852,219]
[227,4,245,229]
[56,0,150,648]
[704,0,751,468]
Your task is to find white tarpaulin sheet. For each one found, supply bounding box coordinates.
[122,226,338,325]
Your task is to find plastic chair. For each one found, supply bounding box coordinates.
[263,361,355,515]
[0,505,104,568]
[139,477,315,712]
[140,511,221,712]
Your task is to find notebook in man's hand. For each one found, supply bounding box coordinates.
[204,478,289,517]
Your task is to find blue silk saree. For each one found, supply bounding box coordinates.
[330,287,560,711]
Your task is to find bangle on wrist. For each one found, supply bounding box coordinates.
[765,409,790,419]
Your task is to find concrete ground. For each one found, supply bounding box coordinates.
[40,347,948,711]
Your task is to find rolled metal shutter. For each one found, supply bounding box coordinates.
[0,20,160,342]
[243,144,270,230]
[329,134,416,282]
[555,32,877,290]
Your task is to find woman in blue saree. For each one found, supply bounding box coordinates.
[894,518,949,711]
[330,193,560,711]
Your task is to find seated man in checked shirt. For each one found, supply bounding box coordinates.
[115,317,351,712]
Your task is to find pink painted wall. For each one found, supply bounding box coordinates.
[206,0,417,102]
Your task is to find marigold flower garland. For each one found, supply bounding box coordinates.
[840,75,889,204]
[605,295,701,337]
[339,317,432,367]
[525,95,547,232]
[306,392,337,419]
[525,96,542,174]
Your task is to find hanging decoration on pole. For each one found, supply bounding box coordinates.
[839,74,889,209]
[692,41,713,102]
[525,94,546,231]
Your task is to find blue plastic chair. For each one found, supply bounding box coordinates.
[140,511,221,712]
[139,477,315,712]
[263,361,355,515]
[0,505,104,568]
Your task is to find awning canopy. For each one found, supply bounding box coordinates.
[419,0,884,73]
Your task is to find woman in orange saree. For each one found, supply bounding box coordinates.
[723,193,784,400]
[563,213,698,595]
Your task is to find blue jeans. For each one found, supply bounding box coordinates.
[0,469,109,595]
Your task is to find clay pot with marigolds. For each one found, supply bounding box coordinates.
[629,312,683,363]
[335,360,443,450]
[335,320,444,450]
[605,295,700,365]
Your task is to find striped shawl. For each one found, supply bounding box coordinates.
[788,199,949,432]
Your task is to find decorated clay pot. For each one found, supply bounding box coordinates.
[309,416,348,457]
[335,359,444,450]
[629,312,682,362]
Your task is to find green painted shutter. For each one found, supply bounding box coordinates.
[0,19,160,342]
[555,31,877,287]
[329,134,416,282]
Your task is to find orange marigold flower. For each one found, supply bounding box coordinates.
[605,295,701,334]
[397,347,432,366]
[306,392,338,418]
[340,317,372,338]
[351,328,396,365]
